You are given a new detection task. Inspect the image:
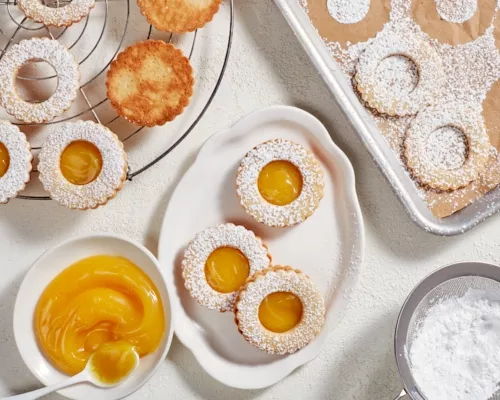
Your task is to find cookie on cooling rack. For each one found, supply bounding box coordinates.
[0,121,32,204]
[18,0,95,27]
[106,40,194,127]
[0,38,80,124]
[138,0,221,33]
[38,121,127,210]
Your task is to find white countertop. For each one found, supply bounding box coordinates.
[1,1,499,399]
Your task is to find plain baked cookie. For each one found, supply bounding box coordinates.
[404,102,491,191]
[107,40,194,127]
[137,0,221,33]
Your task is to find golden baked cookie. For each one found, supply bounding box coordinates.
[0,121,32,204]
[181,223,272,312]
[234,266,325,355]
[404,102,491,191]
[38,121,127,210]
[354,23,444,117]
[138,0,221,33]
[0,38,80,124]
[236,139,324,227]
[18,0,95,27]
[107,40,194,127]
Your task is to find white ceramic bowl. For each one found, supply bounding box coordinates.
[13,234,174,400]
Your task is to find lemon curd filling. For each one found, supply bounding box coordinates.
[60,140,103,185]
[0,142,10,178]
[258,160,303,206]
[35,255,165,376]
[90,340,137,384]
[258,291,303,333]
[205,247,250,293]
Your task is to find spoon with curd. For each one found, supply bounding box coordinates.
[3,341,139,400]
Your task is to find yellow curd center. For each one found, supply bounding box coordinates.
[0,142,10,178]
[205,247,250,293]
[60,141,103,185]
[258,291,303,333]
[90,341,137,384]
[35,255,165,376]
[258,161,303,206]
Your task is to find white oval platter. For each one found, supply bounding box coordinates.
[158,105,364,389]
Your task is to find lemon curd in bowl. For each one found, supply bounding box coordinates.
[34,255,165,380]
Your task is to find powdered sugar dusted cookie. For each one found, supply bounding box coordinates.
[0,121,32,204]
[0,38,80,124]
[404,102,491,191]
[18,0,95,27]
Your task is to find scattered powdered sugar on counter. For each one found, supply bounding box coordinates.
[326,0,370,24]
[435,0,477,23]
[409,289,500,400]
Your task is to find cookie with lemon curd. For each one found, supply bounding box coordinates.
[0,121,32,204]
[234,266,325,355]
[236,139,324,227]
[181,223,272,312]
[38,121,127,210]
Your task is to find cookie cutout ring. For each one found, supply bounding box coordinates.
[0,38,80,124]
[404,103,491,191]
[18,0,95,27]
[234,266,326,355]
[355,34,444,116]
[182,224,272,312]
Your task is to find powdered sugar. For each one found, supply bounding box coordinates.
[435,0,477,23]
[235,266,325,355]
[326,0,370,24]
[181,223,271,312]
[0,121,32,204]
[425,126,467,171]
[409,288,500,400]
[374,55,419,97]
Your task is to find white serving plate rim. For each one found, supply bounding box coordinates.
[13,233,175,400]
[158,105,365,389]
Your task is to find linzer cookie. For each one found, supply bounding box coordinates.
[181,224,271,312]
[0,122,32,204]
[38,121,127,210]
[404,102,491,191]
[354,22,444,117]
[236,139,324,228]
[18,0,95,27]
[138,0,221,33]
[234,266,325,355]
[107,40,194,127]
[0,38,80,124]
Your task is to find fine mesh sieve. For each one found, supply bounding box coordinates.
[393,262,500,400]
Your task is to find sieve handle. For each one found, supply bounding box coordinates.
[393,389,409,400]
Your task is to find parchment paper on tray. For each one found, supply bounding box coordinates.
[302,0,500,218]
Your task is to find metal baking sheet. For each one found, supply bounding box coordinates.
[274,0,500,236]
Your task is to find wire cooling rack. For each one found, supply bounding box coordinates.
[0,0,234,200]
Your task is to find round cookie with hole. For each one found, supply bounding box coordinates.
[412,0,497,45]
[18,0,95,27]
[355,24,445,117]
[304,0,391,47]
[404,102,491,191]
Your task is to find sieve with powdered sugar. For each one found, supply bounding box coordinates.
[393,262,500,400]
